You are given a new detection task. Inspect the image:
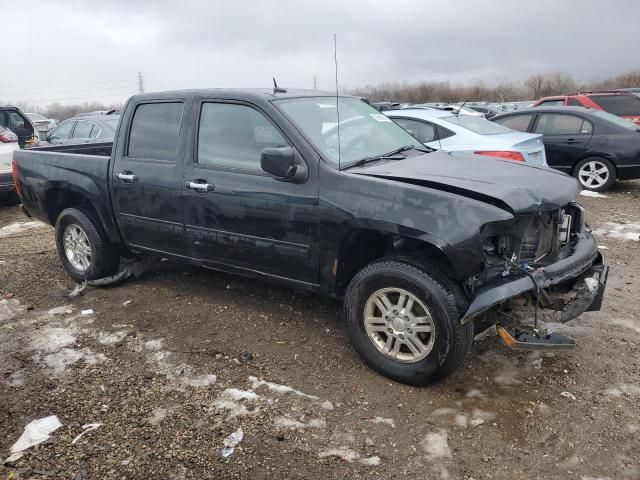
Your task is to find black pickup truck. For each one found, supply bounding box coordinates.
[13,89,607,385]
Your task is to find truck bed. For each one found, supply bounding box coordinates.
[13,147,122,245]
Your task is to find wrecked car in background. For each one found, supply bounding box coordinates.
[13,89,607,386]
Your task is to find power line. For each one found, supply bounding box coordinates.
[0,92,132,104]
[0,79,134,89]
[2,84,137,97]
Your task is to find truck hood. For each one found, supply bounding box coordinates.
[348,151,579,213]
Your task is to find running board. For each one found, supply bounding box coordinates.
[496,325,576,350]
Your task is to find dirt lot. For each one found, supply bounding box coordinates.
[1,182,639,480]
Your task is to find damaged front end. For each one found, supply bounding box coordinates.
[463,202,608,325]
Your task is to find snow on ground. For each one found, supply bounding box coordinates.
[580,190,609,198]
[592,222,640,241]
[0,221,46,238]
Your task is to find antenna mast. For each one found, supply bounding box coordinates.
[334,33,341,170]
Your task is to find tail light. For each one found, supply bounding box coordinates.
[12,160,21,197]
[0,130,18,143]
[474,150,525,162]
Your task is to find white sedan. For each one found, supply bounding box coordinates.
[385,108,548,166]
[0,126,20,198]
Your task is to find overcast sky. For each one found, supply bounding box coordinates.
[2,0,639,107]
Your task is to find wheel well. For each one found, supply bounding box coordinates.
[334,229,453,297]
[45,189,98,225]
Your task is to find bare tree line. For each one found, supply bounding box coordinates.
[0,100,122,121]
[350,69,640,104]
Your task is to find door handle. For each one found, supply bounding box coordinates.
[566,138,579,144]
[186,181,215,193]
[117,172,138,183]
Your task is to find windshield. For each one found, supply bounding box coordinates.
[591,110,639,130]
[27,113,47,121]
[275,97,420,167]
[441,115,513,134]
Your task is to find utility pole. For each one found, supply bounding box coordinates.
[137,72,145,94]
[313,76,318,90]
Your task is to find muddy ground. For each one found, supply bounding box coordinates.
[0,182,639,480]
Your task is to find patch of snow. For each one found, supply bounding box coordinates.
[47,305,73,315]
[370,416,396,428]
[248,375,319,400]
[320,400,334,410]
[466,388,487,400]
[318,446,360,463]
[430,408,456,417]
[0,298,21,321]
[182,374,217,387]
[454,414,468,428]
[0,221,45,238]
[213,388,261,418]
[593,222,640,242]
[604,384,640,397]
[580,190,608,198]
[31,327,76,353]
[144,339,164,351]
[274,416,326,429]
[360,456,381,466]
[148,408,167,426]
[96,330,128,345]
[421,429,452,460]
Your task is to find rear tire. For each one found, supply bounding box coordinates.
[55,207,120,282]
[343,257,473,386]
[574,157,615,192]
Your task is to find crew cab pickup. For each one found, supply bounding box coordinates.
[13,89,607,385]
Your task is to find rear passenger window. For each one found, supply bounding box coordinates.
[534,114,592,135]
[73,121,93,138]
[128,102,183,161]
[197,103,287,171]
[494,114,533,132]
[567,98,582,107]
[393,118,436,143]
[436,125,455,140]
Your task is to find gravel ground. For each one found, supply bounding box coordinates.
[0,181,639,480]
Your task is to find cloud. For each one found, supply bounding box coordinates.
[2,0,639,106]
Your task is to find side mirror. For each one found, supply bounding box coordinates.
[260,146,306,181]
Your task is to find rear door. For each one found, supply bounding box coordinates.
[48,120,75,145]
[532,113,593,172]
[110,100,189,256]
[182,99,319,284]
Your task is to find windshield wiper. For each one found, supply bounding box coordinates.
[340,145,419,171]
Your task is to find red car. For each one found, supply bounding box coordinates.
[532,92,640,125]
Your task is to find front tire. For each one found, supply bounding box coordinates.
[574,157,615,192]
[55,208,120,281]
[344,258,473,386]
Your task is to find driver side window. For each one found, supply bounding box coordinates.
[198,102,288,171]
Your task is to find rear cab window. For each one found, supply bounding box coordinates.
[128,102,184,161]
[589,95,640,116]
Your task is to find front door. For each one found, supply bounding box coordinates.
[533,113,593,173]
[110,100,189,256]
[182,100,319,285]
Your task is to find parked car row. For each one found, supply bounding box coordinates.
[385,108,547,166]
